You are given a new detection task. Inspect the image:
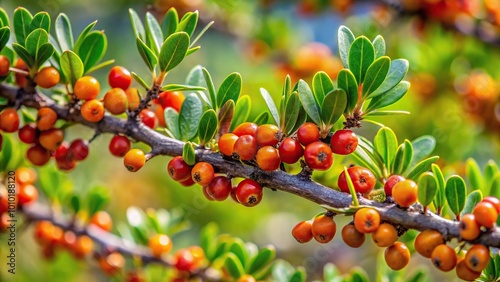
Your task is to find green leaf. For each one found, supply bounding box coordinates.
[363,56,391,98]
[162,8,179,38]
[298,80,321,124]
[374,127,398,172]
[247,246,276,275]
[289,269,306,282]
[0,8,10,27]
[272,260,294,282]
[165,108,181,139]
[69,194,81,214]
[337,69,358,114]
[406,270,427,282]
[363,110,410,117]
[283,92,301,135]
[0,134,12,171]
[366,81,410,112]
[418,172,438,208]
[13,7,33,46]
[407,156,439,181]
[159,31,189,72]
[225,253,245,279]
[312,71,333,106]
[186,46,200,56]
[200,222,218,261]
[445,175,467,217]
[36,43,55,67]
[218,99,234,136]
[12,43,35,69]
[74,21,97,54]
[60,50,84,87]
[344,166,360,206]
[348,36,375,84]
[489,173,500,198]
[182,142,196,165]
[410,136,436,167]
[31,12,50,34]
[372,35,385,58]
[25,28,49,57]
[231,95,251,131]
[484,160,499,183]
[217,72,242,109]
[253,111,269,125]
[128,9,145,41]
[162,84,205,92]
[392,139,413,175]
[55,13,73,51]
[0,27,10,52]
[321,89,347,127]
[338,25,355,68]
[290,105,307,135]
[229,239,249,267]
[260,87,280,126]
[198,109,218,146]
[179,94,203,141]
[350,267,369,282]
[202,67,217,109]
[77,31,107,73]
[369,59,409,98]
[352,137,383,179]
[136,37,158,71]
[131,72,149,90]
[461,190,483,216]
[323,263,343,282]
[38,165,64,201]
[86,186,110,217]
[145,209,163,234]
[432,164,446,211]
[176,11,198,37]
[465,158,484,192]
[145,12,163,55]
[190,20,213,47]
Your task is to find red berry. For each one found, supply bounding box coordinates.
[18,124,37,144]
[338,166,376,194]
[0,108,20,133]
[55,142,76,171]
[482,196,500,214]
[235,179,263,207]
[167,156,192,182]
[233,135,258,161]
[17,184,38,206]
[255,124,280,147]
[179,177,195,187]
[108,66,132,90]
[232,122,258,137]
[69,139,89,161]
[297,122,320,146]
[384,175,405,196]
[109,135,131,157]
[330,129,358,155]
[278,137,304,164]
[174,249,196,272]
[26,145,51,166]
[202,185,215,201]
[206,176,232,201]
[139,109,158,129]
[303,141,333,170]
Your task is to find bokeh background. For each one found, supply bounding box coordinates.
[1,0,499,281]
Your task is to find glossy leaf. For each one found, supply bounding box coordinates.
[128,9,145,41]
[217,73,242,109]
[12,43,34,69]
[131,72,149,90]
[60,50,84,87]
[312,71,333,106]
[489,174,500,198]
[366,81,410,112]
[231,95,251,131]
[290,105,307,135]
[321,89,347,126]
[162,8,178,38]
[338,25,355,68]
[260,87,280,125]
[202,67,217,108]
[432,164,446,211]
[298,79,321,124]
[418,172,438,207]
[55,13,73,51]
[0,135,12,171]
[136,37,158,71]
[248,246,276,275]
[177,11,198,37]
[13,7,32,46]
[164,108,180,140]
[0,27,10,52]
[353,138,383,179]
[372,35,385,58]
[198,109,218,146]
[374,127,398,171]
[36,43,55,67]
[392,139,413,175]
[348,36,375,84]
[179,94,203,141]
[465,158,484,192]
[410,135,436,167]
[218,100,234,136]
[461,190,483,216]
[159,32,189,72]
[25,28,49,57]
[283,92,301,135]
[337,68,358,114]
[74,21,97,54]
[30,12,50,34]
[182,142,196,166]
[162,84,205,92]
[0,8,9,27]
[445,175,467,217]
[369,59,409,98]
[363,56,391,98]
[77,31,107,73]
[145,12,163,55]
[407,156,439,181]
[225,253,245,279]
[253,111,269,125]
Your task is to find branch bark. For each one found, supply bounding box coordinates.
[2,83,499,248]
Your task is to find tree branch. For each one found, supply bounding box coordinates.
[2,83,499,248]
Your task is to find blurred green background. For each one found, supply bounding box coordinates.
[1,0,499,281]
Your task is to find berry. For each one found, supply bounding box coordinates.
[74,76,100,100]
[26,145,51,166]
[148,234,173,258]
[174,248,196,271]
[108,66,132,90]
[202,185,215,201]
[482,196,500,213]
[473,201,498,228]
[54,142,76,171]
[35,66,60,88]
[384,175,405,196]
[464,244,490,272]
[16,167,37,185]
[69,139,89,161]
[459,214,481,241]
[191,162,214,186]
[255,124,280,146]
[431,244,457,272]
[256,146,281,171]
[34,220,54,245]
[38,128,64,151]
[338,166,376,194]
[206,176,232,201]
[18,124,37,144]
[392,179,419,208]
[103,88,128,115]
[123,149,146,172]
[218,133,238,156]
[17,184,38,206]
[72,235,93,259]
[232,122,258,137]
[233,135,258,161]
[278,137,304,164]
[0,55,10,76]
[179,177,195,187]
[235,179,263,207]
[168,156,192,182]
[109,135,131,157]
[330,129,358,155]
[139,109,158,129]
[372,223,398,247]
[99,252,125,276]
[341,223,365,248]
[291,220,313,243]
[90,211,113,232]
[0,108,20,132]
[81,99,105,122]
[456,258,481,281]
[384,242,410,270]
[14,58,28,87]
[125,88,141,111]
[311,214,336,243]
[304,141,333,170]
[414,229,444,258]
[297,122,320,146]
[36,107,58,131]
[354,208,380,233]
[156,91,185,112]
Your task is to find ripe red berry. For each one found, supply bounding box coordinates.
[338,166,376,194]
[0,108,20,132]
[26,145,51,166]
[18,124,37,144]
[206,176,232,201]
[174,248,196,272]
[304,141,333,170]
[0,55,10,76]
[384,175,405,196]
[233,135,258,161]
[232,122,258,137]
[330,129,358,155]
[278,137,304,164]
[256,146,281,171]
[167,156,192,182]
[202,185,215,201]
[69,139,89,161]
[54,142,76,171]
[109,135,131,157]
[17,184,38,206]
[179,177,195,187]
[108,66,132,90]
[482,196,500,214]
[139,109,158,129]
[156,91,185,112]
[191,162,214,186]
[235,179,263,207]
[255,124,280,147]
[297,122,320,146]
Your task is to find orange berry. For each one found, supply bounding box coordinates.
[464,244,490,272]
[297,122,320,146]
[354,208,380,233]
[26,144,51,166]
[74,76,100,100]
[237,274,256,282]
[232,122,258,137]
[218,133,238,156]
[17,184,38,206]
[188,245,205,267]
[191,162,214,186]
[291,220,313,243]
[108,66,132,90]
[81,99,105,122]
[456,258,481,281]
[103,88,128,115]
[482,196,500,214]
[0,55,10,76]
[38,128,64,151]
[90,211,113,232]
[256,146,281,171]
[36,66,60,88]
[99,252,125,276]
[473,201,498,229]
[384,242,410,270]
[123,149,146,172]
[414,229,444,258]
[0,108,20,132]
[72,235,93,259]
[125,88,141,111]
[14,58,28,87]
[372,223,398,247]
[341,223,365,248]
[37,107,58,131]
[311,214,336,243]
[156,91,185,112]
[34,220,54,245]
[15,167,37,185]
[255,124,280,147]
[233,135,258,161]
[392,179,418,208]
[431,244,457,272]
[459,214,481,241]
[148,234,173,258]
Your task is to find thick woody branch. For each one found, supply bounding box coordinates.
[2,83,500,248]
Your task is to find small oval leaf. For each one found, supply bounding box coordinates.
[260,87,280,126]
[55,13,74,51]
[338,25,355,68]
[432,164,446,210]
[77,31,107,73]
[363,56,391,98]
[162,8,179,38]
[182,142,196,166]
[372,35,385,58]
[297,80,320,124]
[164,108,180,140]
[248,246,276,275]
[198,109,218,146]
[179,94,203,141]
[374,127,398,171]
[312,71,333,106]
[337,69,358,114]
[367,81,410,112]
[461,190,483,216]
[407,156,439,181]
[369,59,409,98]
[60,50,84,87]
[217,73,242,109]
[159,31,190,72]
[218,99,234,136]
[320,89,347,127]
[418,172,438,207]
[231,95,251,131]
[225,253,245,279]
[348,36,375,84]
[445,175,467,217]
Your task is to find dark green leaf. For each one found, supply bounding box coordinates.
[352,142,383,179]
[162,8,179,38]
[445,175,467,217]
[253,111,269,125]
[298,80,320,124]
[247,246,276,275]
[0,27,10,52]
[338,25,355,68]
[86,186,110,217]
[407,270,427,282]
[30,12,50,34]
[128,9,145,41]
[0,8,10,27]
[410,135,436,167]
[418,172,438,207]
[202,67,217,109]
[392,139,413,175]
[374,127,398,172]
[182,142,196,165]
[25,28,49,57]
[55,13,73,51]
[164,108,180,139]
[465,158,484,192]
[176,11,198,37]
[337,68,358,114]
[60,50,84,87]
[145,12,163,55]
[200,222,218,261]
[288,269,306,282]
[218,100,234,136]
[348,36,375,84]
[162,84,205,92]
[283,92,301,135]
[217,72,242,109]
[363,56,391,98]
[136,37,158,71]
[260,87,279,125]
[321,89,347,126]
[312,71,333,106]
[198,109,218,146]
[13,7,32,46]
[290,105,307,135]
[461,190,483,216]
[12,43,34,69]
[432,164,446,210]
[225,253,245,279]
[407,156,439,181]
[179,94,203,141]
[0,134,13,171]
[159,32,189,72]
[77,31,107,73]
[366,81,410,112]
[350,267,369,282]
[231,96,251,131]
[36,43,55,67]
[69,194,81,214]
[372,35,385,58]
[74,21,97,54]
[369,59,409,98]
